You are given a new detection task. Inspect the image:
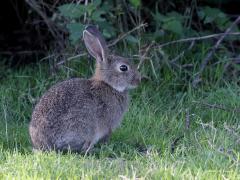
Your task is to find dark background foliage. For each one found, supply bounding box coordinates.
[0,0,239,86]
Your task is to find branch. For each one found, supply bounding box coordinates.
[137,41,155,69]
[0,50,45,55]
[154,32,240,49]
[170,40,195,64]
[25,0,64,48]
[192,16,240,87]
[108,23,147,47]
[193,101,240,113]
[83,0,88,23]
[57,53,87,66]
[185,109,190,130]
[224,124,240,139]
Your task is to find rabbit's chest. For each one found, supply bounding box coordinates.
[100,95,129,129]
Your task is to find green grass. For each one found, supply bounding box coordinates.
[0,63,239,179]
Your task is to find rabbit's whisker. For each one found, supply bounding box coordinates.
[99,69,114,71]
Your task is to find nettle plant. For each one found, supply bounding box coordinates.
[58,0,115,44]
[57,0,237,44]
[152,6,237,39]
[56,0,239,84]
[57,0,141,45]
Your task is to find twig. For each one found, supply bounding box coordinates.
[170,40,195,64]
[192,16,240,87]
[122,0,138,27]
[199,121,217,131]
[26,0,56,38]
[185,109,190,130]
[57,53,87,66]
[170,109,191,154]
[193,101,240,113]
[0,50,45,55]
[224,123,240,139]
[83,0,88,23]
[137,41,155,69]
[108,23,147,47]
[154,32,240,49]
[25,0,64,48]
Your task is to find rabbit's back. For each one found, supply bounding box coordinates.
[29,78,129,151]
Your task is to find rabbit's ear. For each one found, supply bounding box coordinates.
[83,25,108,62]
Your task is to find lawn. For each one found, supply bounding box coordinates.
[0,63,239,179]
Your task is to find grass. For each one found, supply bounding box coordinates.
[0,63,240,179]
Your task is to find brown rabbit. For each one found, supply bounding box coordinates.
[29,25,141,153]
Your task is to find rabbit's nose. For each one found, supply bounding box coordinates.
[133,74,141,85]
[136,78,141,85]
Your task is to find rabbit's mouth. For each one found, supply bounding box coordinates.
[128,80,140,89]
[129,77,141,88]
[128,84,138,89]
[111,83,138,92]
[111,84,127,92]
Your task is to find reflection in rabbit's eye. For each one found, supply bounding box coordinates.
[119,64,128,72]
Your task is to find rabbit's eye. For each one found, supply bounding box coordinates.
[119,65,128,72]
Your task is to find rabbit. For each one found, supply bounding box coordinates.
[29,25,141,153]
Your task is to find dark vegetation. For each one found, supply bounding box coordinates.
[0,0,239,87]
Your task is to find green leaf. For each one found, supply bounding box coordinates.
[101,1,112,12]
[58,4,86,18]
[91,10,106,22]
[197,6,230,30]
[152,12,166,23]
[86,4,97,16]
[197,10,205,20]
[98,22,116,38]
[166,11,184,22]
[233,64,240,71]
[66,23,85,44]
[125,35,139,44]
[94,0,102,7]
[129,0,141,8]
[162,19,183,35]
[204,16,214,24]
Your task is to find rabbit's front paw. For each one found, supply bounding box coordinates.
[82,140,94,154]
